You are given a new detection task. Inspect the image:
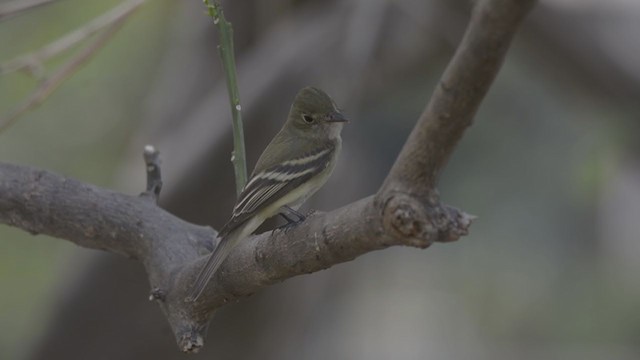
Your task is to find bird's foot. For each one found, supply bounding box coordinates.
[272,221,301,234]
[273,207,308,235]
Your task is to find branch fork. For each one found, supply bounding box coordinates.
[0,0,535,353]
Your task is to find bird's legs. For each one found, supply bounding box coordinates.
[274,205,307,233]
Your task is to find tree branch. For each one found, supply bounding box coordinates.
[0,0,56,22]
[0,0,145,133]
[381,0,535,196]
[0,0,144,76]
[0,0,535,353]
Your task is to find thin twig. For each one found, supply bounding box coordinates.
[0,0,57,22]
[142,145,163,202]
[0,0,144,134]
[204,0,247,195]
[0,0,144,76]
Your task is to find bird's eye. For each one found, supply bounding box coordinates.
[302,114,314,123]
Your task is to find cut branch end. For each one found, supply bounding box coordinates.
[141,145,163,201]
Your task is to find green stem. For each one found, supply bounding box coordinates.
[204,1,247,195]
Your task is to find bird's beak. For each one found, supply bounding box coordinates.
[326,112,348,123]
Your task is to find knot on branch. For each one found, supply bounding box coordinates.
[382,192,475,247]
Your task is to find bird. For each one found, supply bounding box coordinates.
[187,86,347,301]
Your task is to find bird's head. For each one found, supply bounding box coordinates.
[286,87,347,139]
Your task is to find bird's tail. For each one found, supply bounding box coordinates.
[186,232,240,302]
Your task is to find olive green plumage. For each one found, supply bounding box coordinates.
[188,87,347,301]
[252,87,344,174]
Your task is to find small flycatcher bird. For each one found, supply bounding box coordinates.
[188,87,347,301]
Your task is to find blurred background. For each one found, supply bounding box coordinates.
[1,0,639,359]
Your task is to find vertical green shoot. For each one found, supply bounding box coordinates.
[204,1,247,195]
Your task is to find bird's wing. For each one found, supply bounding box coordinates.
[218,145,335,237]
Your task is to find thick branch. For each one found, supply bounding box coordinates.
[0,161,470,352]
[0,162,211,259]
[0,0,535,354]
[381,0,535,196]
